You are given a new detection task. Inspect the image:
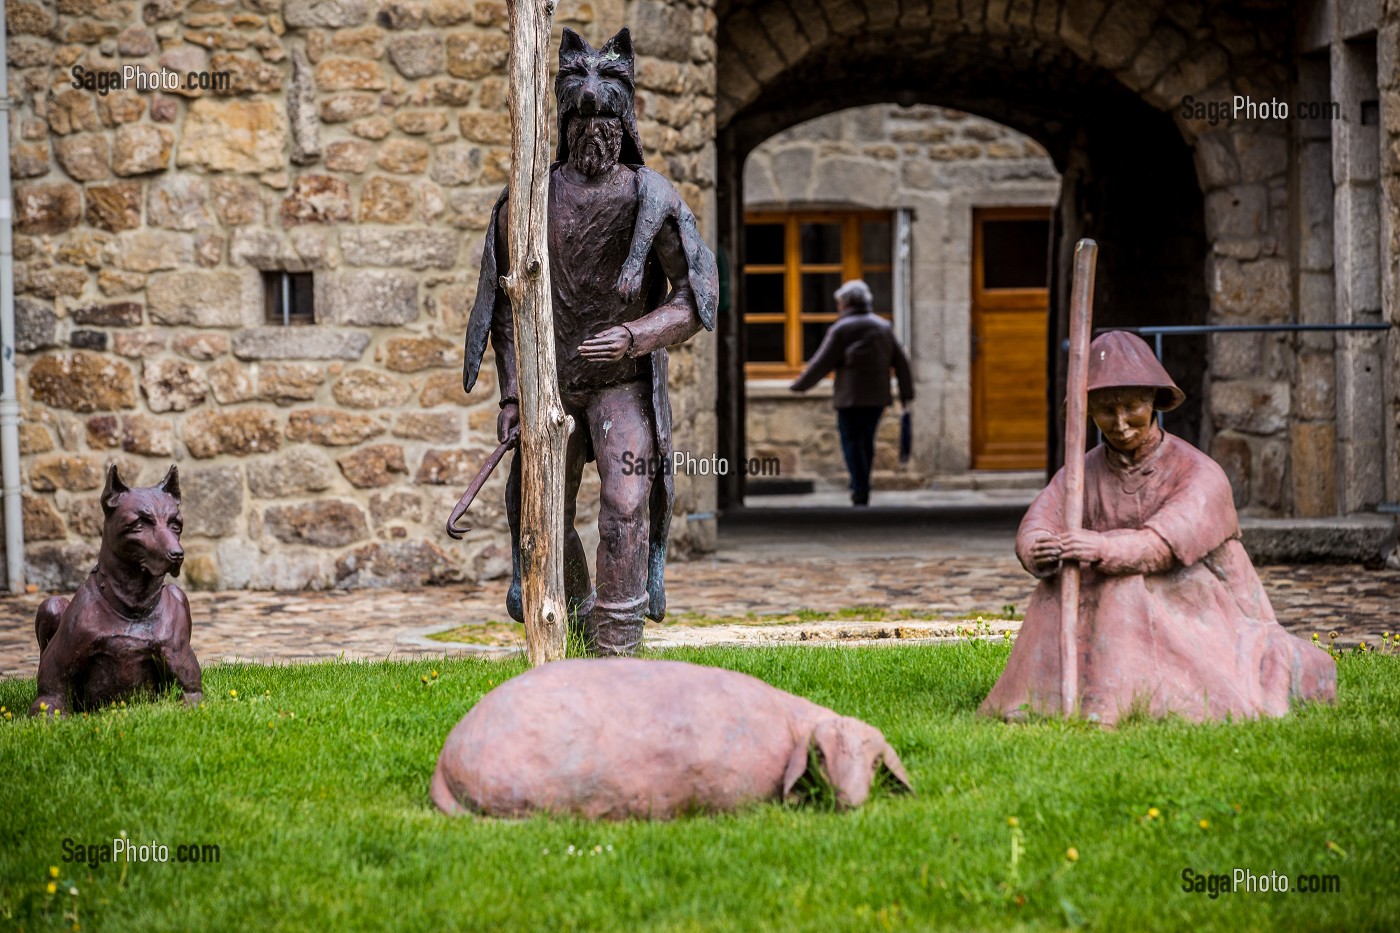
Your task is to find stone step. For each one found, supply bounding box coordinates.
[1241,514,1398,565]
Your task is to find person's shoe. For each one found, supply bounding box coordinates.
[852,492,870,506]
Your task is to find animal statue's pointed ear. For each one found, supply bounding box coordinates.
[156,464,181,501]
[559,27,589,60]
[101,463,129,515]
[601,26,633,64]
[879,742,915,795]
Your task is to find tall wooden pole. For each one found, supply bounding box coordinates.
[1059,238,1097,715]
[504,0,569,664]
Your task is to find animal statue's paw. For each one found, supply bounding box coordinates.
[30,695,64,717]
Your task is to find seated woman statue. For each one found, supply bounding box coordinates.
[981,331,1336,725]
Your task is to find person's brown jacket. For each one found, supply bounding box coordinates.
[790,311,914,409]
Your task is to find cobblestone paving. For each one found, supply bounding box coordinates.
[2,524,1395,677]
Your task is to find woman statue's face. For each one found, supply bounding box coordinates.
[1088,388,1157,454]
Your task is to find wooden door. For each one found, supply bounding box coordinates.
[971,207,1051,470]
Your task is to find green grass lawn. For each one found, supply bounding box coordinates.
[1,643,1396,932]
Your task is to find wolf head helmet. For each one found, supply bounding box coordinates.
[554,27,644,167]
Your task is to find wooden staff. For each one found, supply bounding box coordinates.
[504,0,569,665]
[1060,238,1097,715]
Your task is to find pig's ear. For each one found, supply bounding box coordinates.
[878,741,915,795]
[781,732,813,801]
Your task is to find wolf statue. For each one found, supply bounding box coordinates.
[462,26,718,656]
[31,465,202,715]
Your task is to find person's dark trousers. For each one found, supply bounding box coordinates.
[836,405,884,505]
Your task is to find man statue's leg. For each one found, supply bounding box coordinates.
[585,381,654,656]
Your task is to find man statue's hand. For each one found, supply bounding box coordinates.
[579,326,633,362]
[498,402,520,447]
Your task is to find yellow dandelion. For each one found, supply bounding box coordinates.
[46,881,57,895]
[49,866,59,878]
[1198,819,1210,830]
[421,674,429,684]
[1147,807,1160,820]
[228,689,238,698]
[38,702,48,712]
[1311,632,1320,641]
[1007,816,1019,827]
[1066,847,1079,862]
[431,670,439,679]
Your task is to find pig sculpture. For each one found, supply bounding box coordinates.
[431,657,913,819]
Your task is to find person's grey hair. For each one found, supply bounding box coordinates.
[834,279,873,312]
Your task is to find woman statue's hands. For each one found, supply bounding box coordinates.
[1028,529,1107,571]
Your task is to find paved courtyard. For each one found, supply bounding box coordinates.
[2,503,1396,678]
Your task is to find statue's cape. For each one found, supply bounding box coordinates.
[460,165,717,622]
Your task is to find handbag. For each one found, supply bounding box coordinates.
[898,409,913,465]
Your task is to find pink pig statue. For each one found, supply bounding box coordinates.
[431,657,913,819]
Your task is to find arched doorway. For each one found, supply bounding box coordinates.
[714,0,1291,508]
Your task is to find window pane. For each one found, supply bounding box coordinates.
[800,272,842,315]
[802,321,834,360]
[744,273,784,315]
[865,271,892,314]
[746,323,786,363]
[290,272,315,323]
[745,223,784,266]
[982,219,1050,289]
[800,223,842,264]
[861,220,891,265]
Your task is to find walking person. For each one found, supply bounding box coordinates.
[790,280,914,505]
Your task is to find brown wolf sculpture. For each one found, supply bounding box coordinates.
[30,464,202,715]
[431,658,913,819]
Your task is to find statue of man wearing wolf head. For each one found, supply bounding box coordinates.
[462,27,718,655]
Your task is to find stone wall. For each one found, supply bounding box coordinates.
[8,0,718,591]
[742,103,1058,485]
[1381,0,1400,514]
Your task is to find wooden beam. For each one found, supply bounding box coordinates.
[504,0,569,665]
[1059,238,1097,713]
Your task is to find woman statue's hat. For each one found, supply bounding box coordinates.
[1086,331,1185,412]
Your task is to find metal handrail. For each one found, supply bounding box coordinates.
[1086,322,1391,361]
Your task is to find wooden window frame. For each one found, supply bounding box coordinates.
[742,209,894,379]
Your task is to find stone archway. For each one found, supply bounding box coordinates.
[714,0,1296,512]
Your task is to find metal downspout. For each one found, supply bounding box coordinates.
[0,11,27,593]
